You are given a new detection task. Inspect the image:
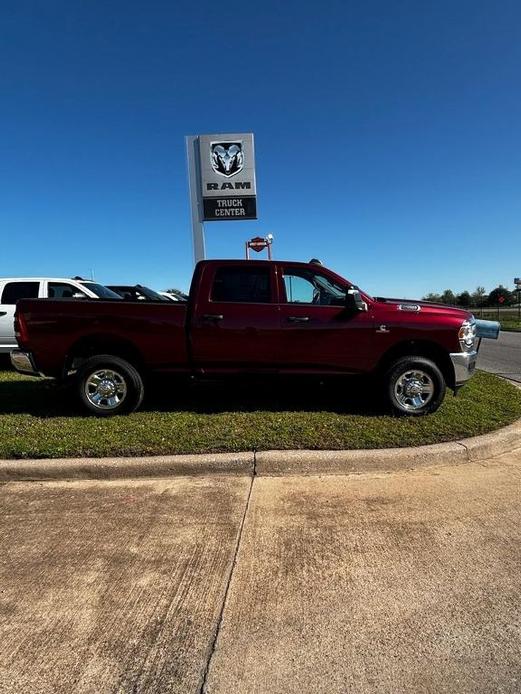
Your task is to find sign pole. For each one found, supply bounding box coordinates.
[245,235,273,260]
[186,136,206,265]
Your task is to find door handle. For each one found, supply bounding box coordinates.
[202,314,224,322]
[0,312,6,318]
[288,316,310,323]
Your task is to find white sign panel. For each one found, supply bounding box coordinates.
[198,133,257,220]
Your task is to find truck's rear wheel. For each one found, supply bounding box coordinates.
[77,355,144,416]
[384,356,446,416]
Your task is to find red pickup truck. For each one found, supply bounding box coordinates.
[11,259,498,416]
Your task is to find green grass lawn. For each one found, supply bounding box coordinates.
[1,369,520,459]
[500,319,521,332]
[473,311,521,331]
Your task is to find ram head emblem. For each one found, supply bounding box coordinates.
[210,142,244,177]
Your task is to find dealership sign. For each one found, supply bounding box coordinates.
[198,133,257,221]
[186,132,258,263]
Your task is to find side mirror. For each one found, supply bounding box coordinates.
[345,287,368,312]
[474,319,500,340]
[72,292,87,299]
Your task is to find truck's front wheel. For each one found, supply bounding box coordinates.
[76,355,145,416]
[384,356,446,416]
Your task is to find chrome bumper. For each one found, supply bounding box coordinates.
[450,350,478,386]
[10,350,39,376]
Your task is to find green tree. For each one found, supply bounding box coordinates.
[471,286,487,307]
[441,289,456,305]
[456,291,472,307]
[487,285,514,306]
[422,292,442,303]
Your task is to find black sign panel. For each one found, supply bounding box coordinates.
[203,196,257,221]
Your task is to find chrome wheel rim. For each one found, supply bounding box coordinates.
[85,369,127,411]
[394,369,434,411]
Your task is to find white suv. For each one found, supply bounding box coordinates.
[0,277,121,354]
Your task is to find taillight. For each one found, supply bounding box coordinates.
[14,311,29,344]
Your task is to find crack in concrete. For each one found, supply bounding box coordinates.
[456,440,469,458]
[198,452,257,694]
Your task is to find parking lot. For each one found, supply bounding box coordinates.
[1,449,521,693]
[478,331,521,383]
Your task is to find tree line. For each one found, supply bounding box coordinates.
[422,285,519,307]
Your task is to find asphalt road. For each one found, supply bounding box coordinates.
[478,330,521,382]
[1,453,521,693]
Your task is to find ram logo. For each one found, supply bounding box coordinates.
[211,142,244,177]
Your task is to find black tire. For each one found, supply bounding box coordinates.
[76,355,144,416]
[384,356,446,416]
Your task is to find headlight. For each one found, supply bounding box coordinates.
[458,320,476,351]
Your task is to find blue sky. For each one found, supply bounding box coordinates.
[1,0,520,297]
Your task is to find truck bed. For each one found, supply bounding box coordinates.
[16,298,189,377]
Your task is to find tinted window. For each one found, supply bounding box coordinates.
[284,275,315,303]
[1,282,39,304]
[283,269,346,305]
[48,282,87,299]
[212,267,271,303]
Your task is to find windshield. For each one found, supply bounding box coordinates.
[109,285,171,302]
[136,286,171,302]
[81,282,123,299]
[163,290,189,301]
[126,284,170,302]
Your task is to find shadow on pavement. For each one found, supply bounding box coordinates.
[0,374,387,418]
[0,355,13,370]
[146,375,385,416]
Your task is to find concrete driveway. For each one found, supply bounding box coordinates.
[1,454,521,693]
[0,476,251,693]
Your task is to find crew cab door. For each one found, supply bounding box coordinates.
[190,262,280,371]
[276,263,375,373]
[0,281,42,352]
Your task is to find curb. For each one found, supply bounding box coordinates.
[0,419,520,482]
[0,452,253,482]
[256,419,521,475]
